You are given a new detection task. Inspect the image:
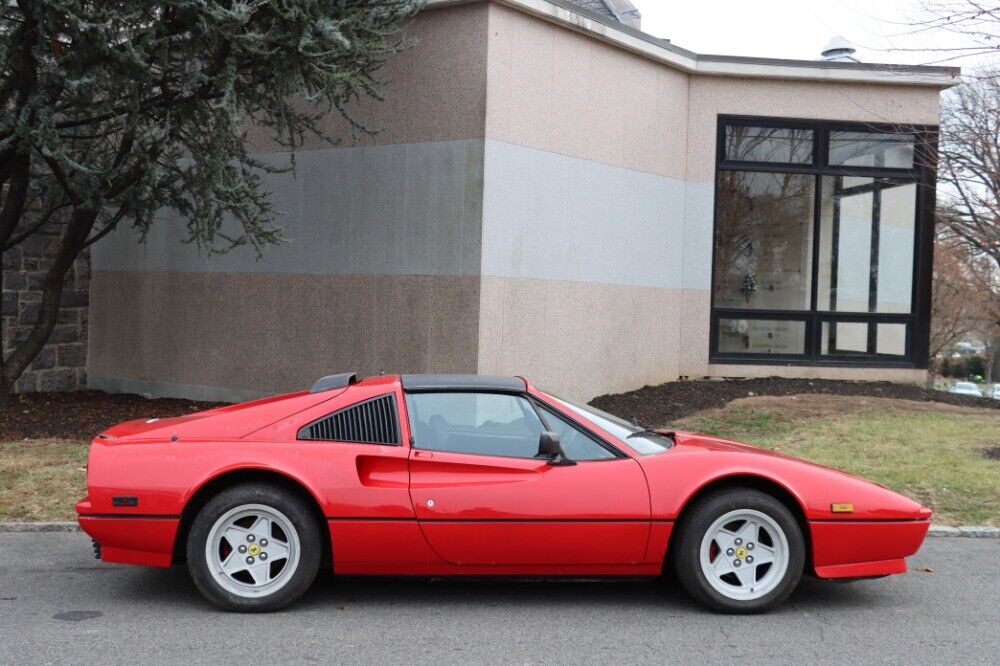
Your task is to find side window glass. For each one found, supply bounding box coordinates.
[406,392,544,458]
[536,405,616,461]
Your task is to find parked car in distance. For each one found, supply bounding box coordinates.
[990,384,1000,400]
[78,373,932,614]
[950,381,984,397]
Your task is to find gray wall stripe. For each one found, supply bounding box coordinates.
[93,140,486,278]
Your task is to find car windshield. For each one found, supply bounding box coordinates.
[541,392,673,455]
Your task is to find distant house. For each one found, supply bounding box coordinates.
[81,0,957,402]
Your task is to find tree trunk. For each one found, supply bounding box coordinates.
[0,265,6,409]
[986,340,998,384]
[0,208,97,406]
[925,356,940,389]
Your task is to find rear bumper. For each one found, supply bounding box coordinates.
[810,519,930,579]
[77,500,178,567]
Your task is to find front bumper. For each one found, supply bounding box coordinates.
[810,519,930,579]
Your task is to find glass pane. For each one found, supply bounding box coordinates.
[817,178,872,312]
[718,318,806,355]
[821,321,869,355]
[828,131,914,169]
[536,405,615,461]
[820,321,908,356]
[713,171,815,310]
[547,395,673,454]
[817,178,916,313]
[405,393,543,458]
[725,125,814,163]
[877,183,916,313]
[876,323,907,356]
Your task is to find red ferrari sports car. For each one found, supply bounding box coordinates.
[77,373,931,613]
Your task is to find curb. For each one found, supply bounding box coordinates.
[0,522,79,532]
[1,522,998,537]
[927,525,1000,538]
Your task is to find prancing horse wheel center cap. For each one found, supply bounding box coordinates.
[735,546,747,559]
[247,544,261,557]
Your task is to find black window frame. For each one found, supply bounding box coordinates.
[710,115,937,369]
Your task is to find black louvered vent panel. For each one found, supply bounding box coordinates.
[299,394,399,445]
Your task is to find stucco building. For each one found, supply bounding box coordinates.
[84,0,958,402]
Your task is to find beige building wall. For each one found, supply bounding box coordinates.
[90,273,480,401]
[89,4,492,402]
[88,0,945,402]
[475,3,941,399]
[249,3,490,152]
[483,4,690,181]
[476,3,691,400]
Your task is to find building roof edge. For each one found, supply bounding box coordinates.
[426,0,960,88]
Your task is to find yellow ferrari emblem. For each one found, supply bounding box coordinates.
[831,503,855,513]
[735,547,747,559]
[247,543,261,557]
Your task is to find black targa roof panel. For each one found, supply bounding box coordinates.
[400,374,526,393]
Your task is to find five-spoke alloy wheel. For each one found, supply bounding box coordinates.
[699,509,789,601]
[205,504,300,597]
[187,484,321,612]
[674,488,804,613]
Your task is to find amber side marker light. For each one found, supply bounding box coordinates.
[831,503,854,513]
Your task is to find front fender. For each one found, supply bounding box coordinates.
[638,440,928,522]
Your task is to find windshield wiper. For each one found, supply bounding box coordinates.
[628,427,672,439]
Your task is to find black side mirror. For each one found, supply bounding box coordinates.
[537,431,575,466]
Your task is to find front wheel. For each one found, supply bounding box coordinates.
[673,488,804,613]
[186,483,322,612]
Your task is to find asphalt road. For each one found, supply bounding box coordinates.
[0,533,997,665]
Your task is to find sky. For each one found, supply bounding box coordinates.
[631,0,997,72]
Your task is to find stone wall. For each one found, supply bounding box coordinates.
[2,231,90,393]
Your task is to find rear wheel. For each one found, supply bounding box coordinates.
[186,483,321,612]
[673,488,804,613]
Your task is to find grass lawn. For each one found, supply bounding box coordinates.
[674,395,1000,526]
[0,439,88,522]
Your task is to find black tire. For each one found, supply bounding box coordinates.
[186,483,322,612]
[673,488,804,614]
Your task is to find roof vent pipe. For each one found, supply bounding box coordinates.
[820,36,859,62]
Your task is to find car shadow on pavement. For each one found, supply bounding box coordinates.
[117,567,894,615]
[294,571,888,615]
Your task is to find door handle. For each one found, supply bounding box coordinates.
[413,450,434,459]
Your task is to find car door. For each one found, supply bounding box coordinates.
[404,390,650,566]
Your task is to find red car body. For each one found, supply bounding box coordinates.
[77,374,930,580]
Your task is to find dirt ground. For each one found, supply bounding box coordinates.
[0,390,221,440]
[675,393,1000,425]
[591,377,1000,427]
[2,377,999,441]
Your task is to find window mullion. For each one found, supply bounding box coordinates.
[869,181,882,314]
[810,173,822,314]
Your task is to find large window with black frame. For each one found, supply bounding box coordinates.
[710,116,936,367]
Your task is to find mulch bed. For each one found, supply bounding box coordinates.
[3,378,998,441]
[1,390,222,440]
[590,377,1000,426]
